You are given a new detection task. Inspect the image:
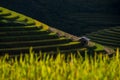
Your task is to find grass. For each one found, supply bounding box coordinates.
[0,48,119,80]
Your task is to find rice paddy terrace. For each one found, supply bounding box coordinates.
[1,0,120,36]
[86,27,120,48]
[0,7,119,56]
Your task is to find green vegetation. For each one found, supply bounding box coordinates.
[0,5,120,80]
[0,6,119,80]
[0,7,84,54]
[0,48,119,80]
[86,27,120,47]
[0,7,35,25]
[1,6,115,55]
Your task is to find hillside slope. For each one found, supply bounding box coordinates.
[0,0,120,36]
[86,27,120,48]
[0,7,115,55]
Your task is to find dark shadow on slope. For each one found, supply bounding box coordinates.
[0,0,120,36]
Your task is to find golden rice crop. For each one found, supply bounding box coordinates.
[0,48,119,80]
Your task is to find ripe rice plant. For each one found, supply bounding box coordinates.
[0,48,119,80]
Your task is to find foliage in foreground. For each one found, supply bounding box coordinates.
[0,48,119,80]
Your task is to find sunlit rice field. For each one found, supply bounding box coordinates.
[0,48,119,80]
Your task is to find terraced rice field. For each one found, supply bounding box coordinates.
[0,7,86,55]
[86,26,120,47]
[0,7,119,56]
